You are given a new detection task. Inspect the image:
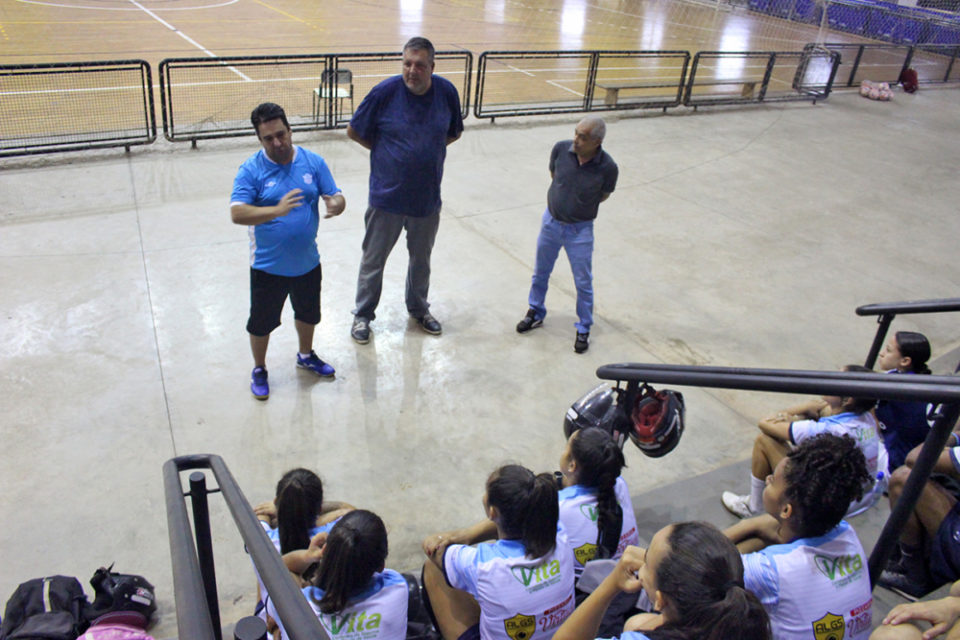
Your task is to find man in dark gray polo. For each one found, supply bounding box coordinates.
[516,115,618,353]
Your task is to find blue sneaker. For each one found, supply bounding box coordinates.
[297,351,335,377]
[251,366,269,400]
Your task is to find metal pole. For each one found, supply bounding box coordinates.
[190,471,223,640]
[234,616,268,640]
[868,402,960,588]
[864,313,895,369]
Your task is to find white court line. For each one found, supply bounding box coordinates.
[505,63,535,77]
[546,79,583,97]
[15,0,239,9]
[126,0,252,81]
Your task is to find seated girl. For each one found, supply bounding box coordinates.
[422,464,576,640]
[423,429,638,582]
[269,509,408,640]
[722,365,887,518]
[876,331,934,471]
[725,433,874,640]
[252,468,355,619]
[552,522,770,640]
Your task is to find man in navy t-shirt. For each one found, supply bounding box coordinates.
[230,102,345,400]
[346,36,464,344]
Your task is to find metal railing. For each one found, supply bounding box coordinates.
[595,362,960,588]
[683,49,840,107]
[164,454,330,640]
[0,60,155,158]
[474,50,690,119]
[857,297,960,369]
[159,51,471,143]
[821,42,960,85]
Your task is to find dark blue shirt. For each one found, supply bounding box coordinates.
[350,75,463,217]
[876,370,933,470]
[547,140,618,223]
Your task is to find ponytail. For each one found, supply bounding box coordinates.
[487,465,559,560]
[312,510,388,614]
[570,428,626,557]
[896,331,932,375]
[275,468,324,554]
[646,522,772,640]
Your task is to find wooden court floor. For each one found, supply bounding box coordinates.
[0,0,874,71]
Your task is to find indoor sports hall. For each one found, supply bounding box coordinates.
[2,0,959,637]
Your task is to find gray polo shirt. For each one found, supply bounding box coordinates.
[546,140,618,223]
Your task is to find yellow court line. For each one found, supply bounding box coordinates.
[250,0,317,29]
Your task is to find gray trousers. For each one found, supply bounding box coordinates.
[353,206,440,321]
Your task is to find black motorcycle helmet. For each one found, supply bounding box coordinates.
[563,384,629,448]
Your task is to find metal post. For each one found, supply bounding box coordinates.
[190,471,223,640]
[863,313,895,369]
[234,616,268,640]
[868,402,960,588]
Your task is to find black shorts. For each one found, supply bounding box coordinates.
[930,499,960,585]
[246,264,322,336]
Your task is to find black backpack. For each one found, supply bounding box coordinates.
[0,576,90,640]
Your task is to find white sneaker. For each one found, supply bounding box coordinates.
[721,491,756,519]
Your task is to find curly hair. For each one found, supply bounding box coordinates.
[784,433,871,537]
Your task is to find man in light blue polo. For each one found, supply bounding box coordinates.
[231,102,345,400]
[516,116,618,354]
[346,36,463,344]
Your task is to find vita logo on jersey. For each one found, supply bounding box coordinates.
[814,554,863,581]
[812,612,845,640]
[511,560,563,592]
[579,504,599,521]
[321,610,382,635]
[504,613,536,640]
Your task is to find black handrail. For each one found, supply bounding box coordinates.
[856,297,960,368]
[163,454,330,640]
[594,363,960,590]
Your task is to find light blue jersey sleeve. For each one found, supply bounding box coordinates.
[307,153,340,197]
[231,159,259,206]
[442,543,480,596]
[789,418,822,445]
[742,551,781,607]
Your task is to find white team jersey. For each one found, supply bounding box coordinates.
[743,521,872,640]
[443,529,576,640]
[557,476,640,577]
[268,569,408,640]
[254,519,340,619]
[790,412,888,516]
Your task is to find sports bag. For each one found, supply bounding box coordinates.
[0,576,90,640]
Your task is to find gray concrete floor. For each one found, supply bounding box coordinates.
[2,87,959,639]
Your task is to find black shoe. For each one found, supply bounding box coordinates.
[878,568,932,601]
[574,331,590,353]
[351,316,371,344]
[516,309,543,334]
[415,312,442,335]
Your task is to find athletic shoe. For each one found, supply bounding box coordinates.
[721,491,756,519]
[574,331,590,354]
[414,312,442,335]
[516,309,543,334]
[251,366,269,400]
[877,569,932,601]
[297,351,335,377]
[351,316,371,344]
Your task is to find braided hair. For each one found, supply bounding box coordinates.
[647,522,771,640]
[784,433,872,538]
[569,427,626,557]
[487,464,559,559]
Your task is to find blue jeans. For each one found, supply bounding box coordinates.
[527,208,594,333]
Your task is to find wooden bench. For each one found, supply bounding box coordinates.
[689,80,759,98]
[595,81,681,105]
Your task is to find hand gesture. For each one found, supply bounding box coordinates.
[275,188,304,218]
[611,545,646,593]
[322,194,345,219]
[883,595,960,640]
[423,530,461,558]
